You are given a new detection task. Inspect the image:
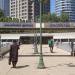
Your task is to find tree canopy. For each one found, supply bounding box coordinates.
[36,12,69,22]
[0,9,4,17]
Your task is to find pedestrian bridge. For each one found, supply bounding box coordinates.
[0,22,75,33]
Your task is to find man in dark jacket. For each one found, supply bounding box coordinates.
[9,40,19,68]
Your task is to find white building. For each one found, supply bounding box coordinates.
[10,0,33,22]
[10,0,50,22]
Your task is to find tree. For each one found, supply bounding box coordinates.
[36,13,60,22]
[4,17,13,22]
[8,17,13,22]
[60,12,69,22]
[12,18,19,22]
[0,9,4,17]
[50,13,59,22]
[0,17,4,22]
[41,14,49,22]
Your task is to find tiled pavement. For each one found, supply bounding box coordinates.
[0,44,75,75]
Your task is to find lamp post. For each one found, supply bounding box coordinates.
[37,0,45,69]
[31,0,38,54]
[0,35,1,57]
[33,30,38,54]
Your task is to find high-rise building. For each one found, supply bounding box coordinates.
[10,0,50,22]
[55,0,75,22]
[0,0,9,17]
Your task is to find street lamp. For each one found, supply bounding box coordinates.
[31,0,38,54]
[33,30,38,54]
[31,0,45,68]
[37,0,45,69]
[0,35,1,57]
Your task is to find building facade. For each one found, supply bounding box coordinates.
[55,0,75,22]
[10,0,50,22]
[0,0,9,17]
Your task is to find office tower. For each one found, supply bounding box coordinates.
[0,0,9,17]
[56,0,75,22]
[10,0,50,22]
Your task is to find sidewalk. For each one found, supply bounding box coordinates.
[19,44,70,55]
[0,44,75,75]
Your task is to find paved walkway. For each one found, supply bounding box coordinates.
[19,44,70,55]
[0,44,75,75]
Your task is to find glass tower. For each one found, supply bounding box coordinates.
[56,0,75,22]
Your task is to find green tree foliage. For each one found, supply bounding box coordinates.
[50,13,59,22]
[41,0,48,3]
[0,17,20,22]
[0,9,4,17]
[0,17,4,22]
[8,17,13,22]
[60,12,69,22]
[0,9,22,22]
[37,12,69,22]
[37,0,69,22]
[12,18,19,22]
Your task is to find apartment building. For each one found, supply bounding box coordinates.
[10,0,50,22]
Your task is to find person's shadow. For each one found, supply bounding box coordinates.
[66,63,75,67]
[15,65,29,69]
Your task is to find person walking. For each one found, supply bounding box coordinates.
[9,40,19,68]
[48,39,54,53]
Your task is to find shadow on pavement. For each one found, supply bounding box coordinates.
[45,52,57,53]
[66,63,75,67]
[18,55,71,57]
[48,64,63,69]
[15,65,29,69]
[48,63,75,69]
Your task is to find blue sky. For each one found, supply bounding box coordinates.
[50,0,55,13]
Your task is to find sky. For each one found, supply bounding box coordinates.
[50,0,55,13]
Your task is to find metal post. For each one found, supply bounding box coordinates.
[0,35,1,57]
[71,41,75,56]
[33,29,38,54]
[31,0,38,54]
[0,35,1,51]
[37,0,45,69]
[72,42,75,56]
